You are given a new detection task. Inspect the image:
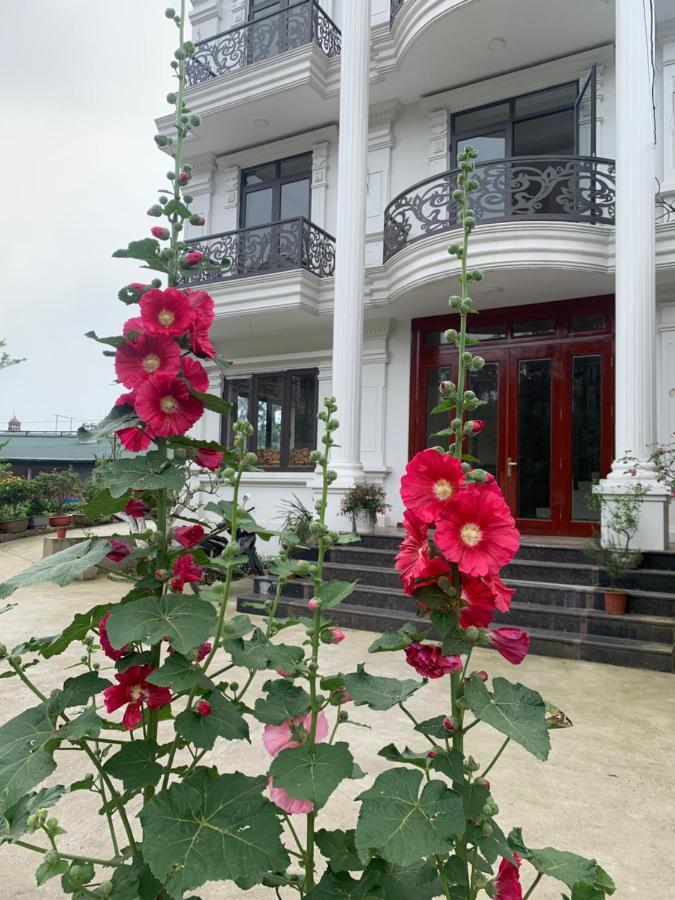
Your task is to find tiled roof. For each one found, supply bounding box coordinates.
[0,434,106,462]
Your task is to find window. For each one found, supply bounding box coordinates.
[240,154,312,229]
[224,370,318,469]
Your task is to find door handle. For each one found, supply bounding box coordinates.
[507,457,518,478]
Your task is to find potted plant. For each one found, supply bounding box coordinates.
[31,469,82,533]
[0,476,34,534]
[27,496,50,529]
[340,482,389,534]
[586,481,646,615]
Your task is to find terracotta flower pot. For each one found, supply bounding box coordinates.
[603,590,627,616]
[49,514,74,539]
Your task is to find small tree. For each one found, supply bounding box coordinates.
[587,482,646,588]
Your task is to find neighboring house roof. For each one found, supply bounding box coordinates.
[0,434,107,463]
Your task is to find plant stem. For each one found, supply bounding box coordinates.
[79,742,138,854]
[399,702,440,749]
[480,736,510,779]
[523,873,544,899]
[14,840,121,868]
[8,658,48,702]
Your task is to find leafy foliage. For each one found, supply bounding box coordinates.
[0,540,111,599]
[464,675,551,760]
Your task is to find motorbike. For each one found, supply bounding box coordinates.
[195,495,265,581]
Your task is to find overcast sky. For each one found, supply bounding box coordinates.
[0,0,176,430]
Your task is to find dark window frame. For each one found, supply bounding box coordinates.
[248,0,293,20]
[240,152,313,229]
[223,368,319,471]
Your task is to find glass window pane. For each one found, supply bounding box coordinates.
[572,356,602,521]
[244,188,273,227]
[280,154,312,178]
[244,164,276,187]
[454,103,510,134]
[513,318,556,338]
[457,134,506,163]
[518,359,551,519]
[424,323,507,347]
[513,109,575,156]
[469,363,499,479]
[570,313,606,333]
[280,178,310,220]
[426,366,452,450]
[514,83,577,118]
[249,0,281,20]
[289,373,317,467]
[256,374,283,467]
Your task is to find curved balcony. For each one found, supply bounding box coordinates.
[183,217,336,285]
[185,0,340,88]
[383,156,616,263]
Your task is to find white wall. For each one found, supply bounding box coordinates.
[381,317,411,525]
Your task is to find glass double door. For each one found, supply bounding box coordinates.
[420,339,613,535]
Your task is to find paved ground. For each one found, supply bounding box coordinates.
[0,528,673,898]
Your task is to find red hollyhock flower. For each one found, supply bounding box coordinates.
[435,483,519,577]
[482,574,515,613]
[98,612,130,661]
[117,426,155,452]
[103,665,172,731]
[140,287,194,337]
[171,554,203,592]
[400,448,465,524]
[196,641,212,662]
[134,374,204,437]
[489,627,530,665]
[183,250,203,266]
[194,447,224,470]
[195,699,211,717]
[122,316,144,336]
[124,498,149,518]
[395,510,451,596]
[174,524,205,548]
[181,356,209,392]
[115,390,137,407]
[459,574,515,630]
[468,420,486,434]
[404,642,463,679]
[151,226,169,240]
[115,333,181,388]
[187,290,216,359]
[106,540,131,563]
[495,855,523,900]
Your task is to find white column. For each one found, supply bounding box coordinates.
[597,0,669,550]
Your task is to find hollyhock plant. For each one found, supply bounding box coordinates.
[395,509,451,595]
[404,642,463,678]
[103,665,172,731]
[263,712,329,757]
[194,447,224,470]
[98,612,129,661]
[174,523,205,548]
[195,700,211,717]
[495,855,523,900]
[117,424,155,452]
[181,355,209,392]
[140,287,194,337]
[268,779,315,816]
[170,554,203,592]
[124,497,150,518]
[134,373,204,437]
[114,332,181,388]
[400,447,465,523]
[489,627,531,665]
[105,540,131,563]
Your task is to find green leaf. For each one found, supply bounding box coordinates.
[429,749,465,783]
[174,691,249,750]
[305,870,382,899]
[377,744,432,769]
[270,742,354,809]
[163,198,191,218]
[415,715,451,739]
[84,331,125,349]
[464,676,551,761]
[0,785,65,845]
[315,829,364,873]
[39,604,112,659]
[508,829,615,894]
[106,594,216,655]
[343,666,421,711]
[363,859,442,900]
[336,532,361,544]
[146,653,213,693]
[110,857,163,900]
[318,580,357,610]
[103,740,162,791]
[140,770,289,898]
[79,405,139,441]
[187,388,232,416]
[368,623,428,653]
[112,238,166,273]
[83,489,132,522]
[96,456,185,498]
[457,780,491,819]
[0,704,59,805]
[224,628,304,672]
[222,614,255,641]
[570,885,606,900]
[355,768,465,868]
[55,708,101,743]
[253,680,312,725]
[60,859,95,894]
[49,673,111,715]
[0,540,111,600]
[36,854,69,886]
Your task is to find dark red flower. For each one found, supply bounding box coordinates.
[122,316,144,336]
[98,612,130,661]
[174,524,205,548]
[116,425,155,452]
[194,448,223,471]
[151,226,169,240]
[115,333,181,388]
[489,628,530,665]
[181,356,209,392]
[125,498,149,518]
[103,665,171,731]
[134,373,204,437]
[106,540,131,563]
[404,642,463,679]
[187,290,216,358]
[196,641,212,662]
[495,855,523,900]
[400,448,465,524]
[115,390,137,407]
[179,171,190,186]
[395,510,451,595]
[195,699,211,717]
[171,554,203,593]
[140,287,194,337]
[129,282,148,293]
[468,420,486,434]
[183,250,203,267]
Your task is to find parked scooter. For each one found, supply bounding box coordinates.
[196,495,265,580]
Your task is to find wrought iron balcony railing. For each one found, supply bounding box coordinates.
[182,217,336,285]
[383,155,616,262]
[390,0,406,24]
[185,0,341,88]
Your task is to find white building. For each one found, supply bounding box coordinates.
[167,0,675,550]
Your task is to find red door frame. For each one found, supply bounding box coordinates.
[409,296,615,537]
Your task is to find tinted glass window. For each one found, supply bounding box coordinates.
[513,109,575,156]
[454,103,510,134]
[513,319,556,338]
[570,313,606,333]
[514,83,577,118]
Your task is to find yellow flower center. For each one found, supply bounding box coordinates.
[129,685,145,702]
[160,395,178,413]
[143,353,161,373]
[158,308,175,326]
[460,523,482,547]
[433,479,455,501]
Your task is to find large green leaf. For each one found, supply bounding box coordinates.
[377,744,432,770]
[368,623,428,653]
[83,489,132,522]
[49,672,111,715]
[315,829,364,873]
[0,540,111,599]
[110,856,163,900]
[355,768,465,868]
[0,785,65,845]
[224,628,304,672]
[112,238,166,273]
[103,740,162,791]
[508,828,614,893]
[186,387,231,417]
[174,690,249,750]
[56,708,102,743]
[145,653,213,693]
[305,870,382,899]
[269,742,354,809]
[317,580,358,610]
[363,860,443,900]
[0,703,59,805]
[343,666,421,711]
[140,770,289,898]
[106,594,216,655]
[96,456,185,498]
[40,603,112,659]
[464,676,551,761]
[253,679,312,725]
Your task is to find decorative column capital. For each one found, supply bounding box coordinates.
[427,107,449,175]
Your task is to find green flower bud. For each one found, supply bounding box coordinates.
[97,881,114,898]
[165,7,176,17]
[310,450,322,462]
[183,193,194,203]
[151,278,162,288]
[154,134,169,147]
[174,48,186,60]
[245,452,257,466]
[147,204,163,217]
[183,41,195,55]
[166,92,177,104]
[444,329,458,344]
[471,356,485,370]
[465,625,480,642]
[229,681,239,692]
[44,849,60,865]
[190,115,201,127]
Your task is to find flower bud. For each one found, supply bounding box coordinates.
[151,278,162,288]
[183,193,194,204]
[444,329,458,344]
[329,627,345,644]
[147,204,163,217]
[174,48,186,60]
[166,92,177,104]
[182,250,204,267]
[470,469,490,483]
[165,7,176,17]
[179,171,191,186]
[189,213,206,226]
[338,709,349,722]
[154,134,169,147]
[154,569,170,581]
[427,750,437,759]
[308,598,320,611]
[443,716,456,732]
[190,115,201,127]
[472,669,489,682]
[151,226,170,240]
[465,625,480,642]
[466,420,485,435]
[195,700,211,717]
[471,356,486,370]
[245,452,258,466]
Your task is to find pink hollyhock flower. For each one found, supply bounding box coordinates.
[106,540,131,563]
[329,628,345,644]
[140,287,194,337]
[404,642,463,679]
[468,420,486,434]
[460,575,499,630]
[460,604,495,629]
[181,356,209,392]
[98,612,130,661]
[151,226,169,240]
[263,712,329,758]
[183,250,203,267]
[195,700,211,717]
[276,668,291,678]
[187,290,216,359]
[308,598,320,611]
[124,498,149,518]
[495,855,523,900]
[115,333,181,389]
[134,374,204,437]
[435,483,519,577]
[482,574,516,613]
[174,524,205,548]
[489,628,530,665]
[116,426,155,452]
[103,665,171,731]
[395,509,451,595]
[122,316,144,336]
[194,448,224,470]
[170,554,203,593]
[400,448,465,524]
[195,641,211,662]
[268,778,314,815]
[115,390,137,407]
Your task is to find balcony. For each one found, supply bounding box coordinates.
[183,217,336,285]
[185,0,341,88]
[383,156,616,262]
[390,0,406,24]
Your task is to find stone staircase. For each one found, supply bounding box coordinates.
[238,533,675,672]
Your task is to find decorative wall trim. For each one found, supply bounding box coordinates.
[311,140,330,229]
[427,107,449,175]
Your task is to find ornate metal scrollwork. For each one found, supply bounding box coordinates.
[390,0,406,24]
[383,156,617,262]
[181,218,336,285]
[185,1,341,88]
